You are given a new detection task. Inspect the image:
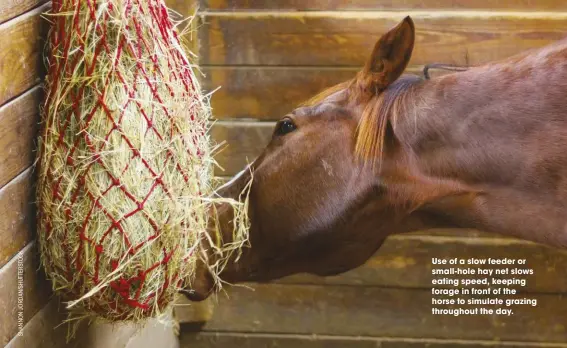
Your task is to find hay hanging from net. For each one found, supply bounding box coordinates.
[37,0,249,324]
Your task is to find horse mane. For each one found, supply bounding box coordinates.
[354,74,424,170]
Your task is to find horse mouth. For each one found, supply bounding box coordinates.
[182,258,218,302]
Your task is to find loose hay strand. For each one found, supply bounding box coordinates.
[37,0,250,328]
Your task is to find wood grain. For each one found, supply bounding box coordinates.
[0,242,51,347]
[0,4,49,106]
[198,12,567,67]
[195,284,567,342]
[180,332,567,348]
[0,0,46,24]
[0,87,41,189]
[203,67,357,120]
[0,169,35,269]
[201,0,567,11]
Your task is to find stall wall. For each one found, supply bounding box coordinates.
[3,0,567,347]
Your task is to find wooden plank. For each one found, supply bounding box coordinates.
[204,67,357,120]
[0,169,35,269]
[0,4,49,106]
[198,12,567,67]
[201,0,567,11]
[278,235,567,293]
[0,87,41,188]
[0,0,46,24]
[0,242,51,347]
[195,284,567,342]
[212,121,273,176]
[181,332,567,348]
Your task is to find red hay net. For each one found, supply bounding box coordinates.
[38,0,208,320]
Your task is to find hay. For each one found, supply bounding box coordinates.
[36,0,249,325]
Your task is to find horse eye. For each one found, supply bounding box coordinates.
[275,119,297,136]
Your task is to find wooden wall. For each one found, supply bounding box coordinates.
[180,1,567,347]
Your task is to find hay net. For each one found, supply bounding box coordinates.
[37,0,249,323]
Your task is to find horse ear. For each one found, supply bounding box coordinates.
[357,16,415,94]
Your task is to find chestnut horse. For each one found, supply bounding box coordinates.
[186,16,567,300]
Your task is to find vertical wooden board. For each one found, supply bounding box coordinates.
[0,87,41,189]
[211,121,273,176]
[0,0,46,24]
[0,243,51,347]
[0,169,35,269]
[201,284,567,342]
[198,13,567,66]
[0,4,49,106]
[201,0,567,11]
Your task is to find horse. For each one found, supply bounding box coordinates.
[185,16,567,301]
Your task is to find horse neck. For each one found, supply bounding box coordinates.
[392,54,567,247]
